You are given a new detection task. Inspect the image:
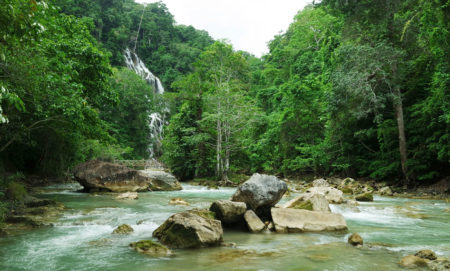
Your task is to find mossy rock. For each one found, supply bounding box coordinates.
[188,209,215,220]
[112,224,134,234]
[341,187,353,194]
[355,193,373,202]
[293,200,313,211]
[129,240,172,257]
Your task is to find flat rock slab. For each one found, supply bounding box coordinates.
[271,208,347,233]
[244,210,265,233]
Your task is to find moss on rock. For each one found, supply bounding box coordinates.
[112,224,134,234]
[355,193,373,202]
[129,240,172,257]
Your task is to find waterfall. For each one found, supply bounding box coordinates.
[124,48,166,157]
[124,48,165,94]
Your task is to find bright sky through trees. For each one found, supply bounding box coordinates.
[135,0,311,56]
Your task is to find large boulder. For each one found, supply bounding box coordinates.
[271,208,347,233]
[282,193,330,212]
[304,187,344,204]
[243,210,265,233]
[74,160,153,192]
[209,200,246,225]
[231,174,287,214]
[140,170,182,191]
[152,209,223,248]
[74,160,181,192]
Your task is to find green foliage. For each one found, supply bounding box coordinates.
[6,182,27,202]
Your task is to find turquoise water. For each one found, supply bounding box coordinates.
[0,184,449,271]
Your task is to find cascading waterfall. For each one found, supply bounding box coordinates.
[124,48,165,94]
[124,48,166,157]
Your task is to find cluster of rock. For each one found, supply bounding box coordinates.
[400,249,450,270]
[121,173,352,258]
[1,196,65,236]
[73,160,181,193]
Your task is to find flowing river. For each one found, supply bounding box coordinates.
[0,184,449,271]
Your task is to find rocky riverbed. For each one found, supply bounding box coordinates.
[0,179,449,270]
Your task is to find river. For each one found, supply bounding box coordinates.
[0,183,449,270]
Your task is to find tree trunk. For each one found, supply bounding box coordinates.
[393,87,409,185]
[216,119,222,178]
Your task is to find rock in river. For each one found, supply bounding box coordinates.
[282,193,330,212]
[112,224,134,234]
[348,233,363,246]
[271,208,347,233]
[153,209,223,249]
[129,240,172,257]
[231,173,287,215]
[243,210,265,233]
[140,169,182,191]
[74,160,181,192]
[209,200,246,225]
[304,187,344,204]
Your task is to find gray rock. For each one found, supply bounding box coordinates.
[244,210,265,233]
[304,187,344,204]
[153,209,223,248]
[312,178,329,187]
[379,186,393,196]
[231,173,287,213]
[74,160,154,192]
[140,170,182,191]
[209,200,246,224]
[271,208,347,233]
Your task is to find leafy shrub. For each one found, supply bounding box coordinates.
[6,182,27,202]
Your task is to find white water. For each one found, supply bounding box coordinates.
[124,48,166,157]
[1,185,449,271]
[124,48,164,94]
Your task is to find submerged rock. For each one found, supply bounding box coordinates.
[271,208,347,233]
[169,197,190,206]
[112,224,134,234]
[348,233,363,246]
[243,210,265,233]
[116,192,138,200]
[209,200,246,224]
[283,193,331,212]
[140,170,182,191]
[74,160,153,192]
[129,240,172,257]
[399,255,429,268]
[355,193,374,202]
[304,187,344,204]
[152,209,223,248]
[231,173,287,215]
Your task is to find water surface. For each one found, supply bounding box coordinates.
[1,184,449,271]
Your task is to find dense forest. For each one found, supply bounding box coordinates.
[1,0,449,212]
